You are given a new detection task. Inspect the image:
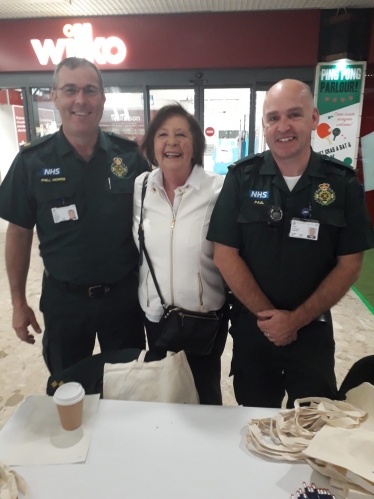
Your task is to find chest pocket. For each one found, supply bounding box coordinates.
[105,176,134,194]
[36,183,81,227]
[36,183,75,204]
[238,203,269,224]
[314,208,346,228]
[238,179,272,224]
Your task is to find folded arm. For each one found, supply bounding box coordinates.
[258,252,363,344]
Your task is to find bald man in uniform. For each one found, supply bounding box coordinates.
[207,79,374,408]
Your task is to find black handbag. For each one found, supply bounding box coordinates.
[138,175,222,356]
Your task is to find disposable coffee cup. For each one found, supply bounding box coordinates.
[53,382,85,431]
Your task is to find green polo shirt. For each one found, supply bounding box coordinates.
[207,150,374,310]
[0,128,150,284]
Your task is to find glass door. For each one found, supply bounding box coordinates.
[255,90,268,154]
[31,88,58,137]
[0,88,27,183]
[101,90,145,145]
[31,87,146,145]
[149,88,195,119]
[203,88,251,175]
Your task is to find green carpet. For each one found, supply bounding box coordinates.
[352,248,374,314]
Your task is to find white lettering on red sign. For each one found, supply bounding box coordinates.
[30,23,126,66]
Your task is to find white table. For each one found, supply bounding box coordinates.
[1,399,331,499]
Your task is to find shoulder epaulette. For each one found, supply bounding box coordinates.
[106,132,138,147]
[19,133,56,153]
[230,152,263,170]
[319,154,355,172]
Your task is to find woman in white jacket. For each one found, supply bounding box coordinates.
[133,104,229,404]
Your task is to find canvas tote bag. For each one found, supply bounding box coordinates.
[246,396,366,461]
[304,383,374,497]
[0,460,28,499]
[246,383,374,498]
[103,350,199,404]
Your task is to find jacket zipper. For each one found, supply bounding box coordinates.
[179,310,218,327]
[170,215,175,304]
[146,270,150,307]
[170,195,184,305]
[198,272,204,311]
[163,307,218,324]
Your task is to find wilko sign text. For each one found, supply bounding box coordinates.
[31,23,126,66]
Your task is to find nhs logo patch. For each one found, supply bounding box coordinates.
[249,190,269,199]
[42,168,61,176]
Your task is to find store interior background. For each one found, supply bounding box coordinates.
[0,0,374,428]
[0,1,373,223]
[0,86,263,179]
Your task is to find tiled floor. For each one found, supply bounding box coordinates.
[0,218,373,430]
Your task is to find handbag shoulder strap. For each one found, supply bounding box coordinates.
[138,172,149,266]
[137,350,147,363]
[138,173,167,309]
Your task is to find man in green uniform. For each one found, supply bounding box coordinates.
[207,79,374,408]
[0,57,150,374]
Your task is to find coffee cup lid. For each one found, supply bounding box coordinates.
[53,382,85,406]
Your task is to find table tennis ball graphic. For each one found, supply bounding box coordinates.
[317,123,332,145]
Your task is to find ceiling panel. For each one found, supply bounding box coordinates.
[0,0,372,20]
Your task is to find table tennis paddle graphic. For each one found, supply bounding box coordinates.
[317,123,332,145]
[332,127,341,141]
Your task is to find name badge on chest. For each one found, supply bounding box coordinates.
[289,219,320,241]
[51,204,78,223]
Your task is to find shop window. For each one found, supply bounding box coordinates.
[255,91,269,154]
[204,88,250,175]
[31,88,145,144]
[149,89,195,120]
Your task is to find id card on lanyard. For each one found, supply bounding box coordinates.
[289,219,320,240]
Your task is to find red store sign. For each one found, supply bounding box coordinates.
[31,23,126,66]
[0,13,319,73]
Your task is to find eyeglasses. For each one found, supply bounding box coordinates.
[56,84,103,98]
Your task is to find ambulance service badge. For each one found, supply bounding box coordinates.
[111,157,128,179]
[314,183,336,206]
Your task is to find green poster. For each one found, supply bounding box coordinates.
[312,61,366,168]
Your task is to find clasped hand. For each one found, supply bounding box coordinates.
[257,309,298,346]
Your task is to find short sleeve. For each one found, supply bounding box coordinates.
[0,154,36,229]
[206,169,241,249]
[336,174,374,255]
